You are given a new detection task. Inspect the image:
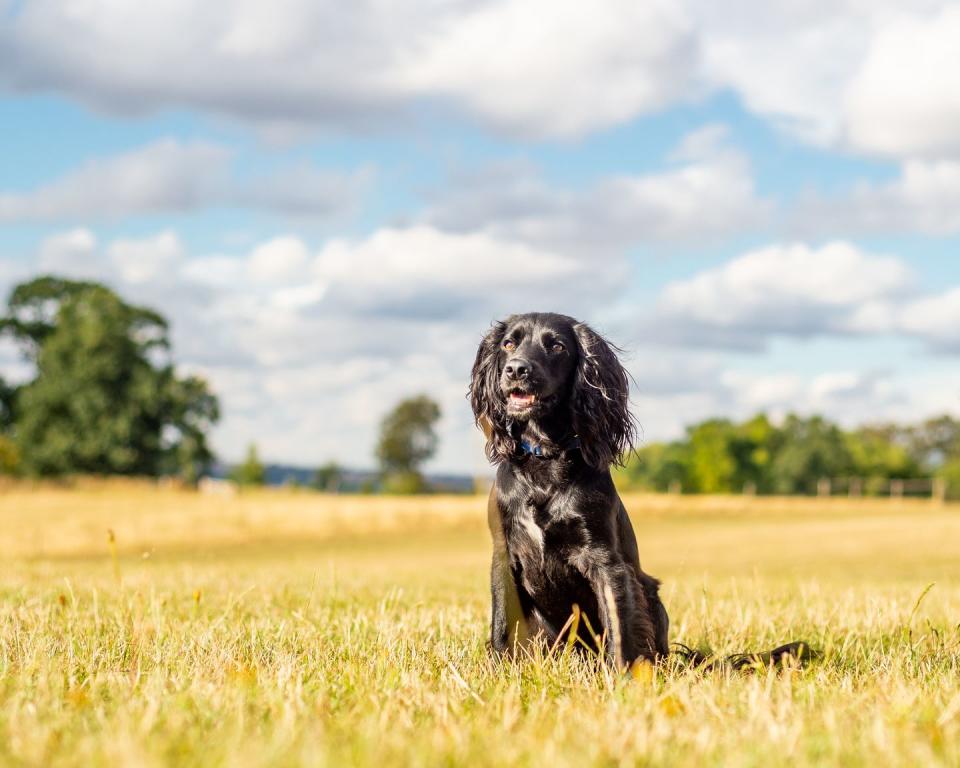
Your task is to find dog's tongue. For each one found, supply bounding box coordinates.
[510,392,536,406]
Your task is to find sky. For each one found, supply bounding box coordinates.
[1,0,959,475]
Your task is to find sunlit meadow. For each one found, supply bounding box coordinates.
[1,484,959,767]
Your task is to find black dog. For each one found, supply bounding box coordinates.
[469,312,668,669]
[470,311,813,672]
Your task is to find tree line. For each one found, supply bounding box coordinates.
[615,413,960,498]
[3,275,957,498]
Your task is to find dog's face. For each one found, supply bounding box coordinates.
[498,313,579,421]
[470,312,636,469]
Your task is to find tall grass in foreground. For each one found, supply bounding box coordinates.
[1,487,959,767]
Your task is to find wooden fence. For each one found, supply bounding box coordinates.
[664,477,949,501]
[816,476,947,502]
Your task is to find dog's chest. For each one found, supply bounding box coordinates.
[507,493,588,587]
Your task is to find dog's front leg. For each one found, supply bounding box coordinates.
[488,487,529,655]
[585,562,659,669]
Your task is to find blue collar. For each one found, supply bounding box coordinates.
[519,436,580,457]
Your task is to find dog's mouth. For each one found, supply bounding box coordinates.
[506,389,537,411]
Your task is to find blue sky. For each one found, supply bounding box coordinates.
[1,0,959,473]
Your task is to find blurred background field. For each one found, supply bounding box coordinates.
[2,485,959,767]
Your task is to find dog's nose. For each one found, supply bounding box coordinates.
[504,358,531,380]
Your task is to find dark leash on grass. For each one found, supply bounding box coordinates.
[670,640,819,671]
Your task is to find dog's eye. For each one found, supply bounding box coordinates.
[551,342,565,353]
[503,339,516,351]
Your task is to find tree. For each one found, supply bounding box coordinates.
[687,419,738,493]
[732,414,781,493]
[0,436,17,475]
[616,441,690,492]
[846,425,917,481]
[375,395,441,493]
[313,461,342,492]
[0,276,219,479]
[231,443,265,487]
[769,415,853,495]
[906,415,960,470]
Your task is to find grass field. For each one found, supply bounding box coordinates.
[1,484,959,767]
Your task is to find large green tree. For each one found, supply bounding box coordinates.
[0,276,219,479]
[375,395,441,493]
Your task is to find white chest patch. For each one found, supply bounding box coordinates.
[519,506,544,553]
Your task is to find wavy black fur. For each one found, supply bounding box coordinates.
[470,312,814,672]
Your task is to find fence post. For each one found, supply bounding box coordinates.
[849,477,862,498]
[890,479,904,499]
[743,481,756,497]
[817,477,831,497]
[933,477,946,504]
[668,480,682,495]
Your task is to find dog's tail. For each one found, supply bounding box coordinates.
[671,640,818,671]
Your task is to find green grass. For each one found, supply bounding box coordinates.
[1,486,959,767]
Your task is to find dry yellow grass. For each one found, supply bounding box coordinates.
[1,484,959,766]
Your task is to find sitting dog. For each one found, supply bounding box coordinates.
[470,311,812,672]
[469,312,668,668]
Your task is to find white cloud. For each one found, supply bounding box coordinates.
[1,224,625,467]
[313,225,603,314]
[796,158,960,236]
[3,0,960,157]
[721,369,903,423]
[898,287,960,352]
[689,1,956,157]
[0,0,699,141]
[642,241,960,360]
[0,141,229,222]
[36,228,101,276]
[2,0,960,160]
[395,0,698,138]
[845,5,960,158]
[651,242,914,348]
[4,228,960,469]
[428,125,768,251]
[0,139,367,222]
[690,0,867,144]
[247,236,310,283]
[109,231,185,284]
[631,364,921,444]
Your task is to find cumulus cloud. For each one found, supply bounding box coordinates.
[719,369,905,423]
[0,141,228,222]
[428,125,768,252]
[0,139,368,222]
[394,0,699,138]
[630,363,922,445]
[4,0,960,157]
[0,0,699,140]
[1,225,626,467]
[643,242,920,349]
[690,0,957,158]
[313,225,613,318]
[4,227,960,468]
[109,232,185,284]
[2,0,960,159]
[639,240,960,359]
[845,5,960,158]
[898,287,960,353]
[796,158,960,237]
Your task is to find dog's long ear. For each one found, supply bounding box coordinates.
[469,320,514,463]
[571,322,637,469]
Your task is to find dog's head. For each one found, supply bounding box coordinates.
[469,312,636,469]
